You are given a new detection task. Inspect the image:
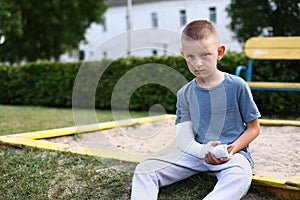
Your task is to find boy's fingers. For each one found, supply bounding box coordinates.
[212,141,221,147]
[220,157,230,162]
[227,144,235,153]
[206,151,224,165]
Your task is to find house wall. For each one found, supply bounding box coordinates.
[77,0,242,61]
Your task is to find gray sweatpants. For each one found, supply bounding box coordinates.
[131,152,252,200]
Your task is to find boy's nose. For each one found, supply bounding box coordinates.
[192,57,203,69]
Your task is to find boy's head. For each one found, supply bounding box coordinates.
[181,20,220,45]
[180,20,225,80]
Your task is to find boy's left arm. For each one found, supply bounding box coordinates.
[205,118,260,165]
[231,118,260,154]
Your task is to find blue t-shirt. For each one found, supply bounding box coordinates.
[176,73,261,166]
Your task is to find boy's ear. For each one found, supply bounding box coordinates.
[180,49,185,57]
[217,45,226,60]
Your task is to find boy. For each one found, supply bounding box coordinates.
[131,20,261,200]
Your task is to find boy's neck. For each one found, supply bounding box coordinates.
[195,70,225,89]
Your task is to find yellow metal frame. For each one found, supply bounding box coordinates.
[0,114,176,162]
[0,115,299,198]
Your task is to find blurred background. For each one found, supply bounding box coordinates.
[1,0,298,64]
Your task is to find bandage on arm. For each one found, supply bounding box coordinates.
[176,121,214,158]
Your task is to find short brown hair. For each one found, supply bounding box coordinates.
[181,20,219,43]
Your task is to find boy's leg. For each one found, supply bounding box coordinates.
[204,153,252,200]
[131,152,208,200]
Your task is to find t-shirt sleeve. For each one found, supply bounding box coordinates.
[238,81,261,123]
[175,89,191,124]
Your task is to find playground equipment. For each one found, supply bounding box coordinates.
[235,36,300,92]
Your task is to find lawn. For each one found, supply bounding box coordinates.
[0,105,148,136]
[0,105,281,199]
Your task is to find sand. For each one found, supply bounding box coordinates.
[250,125,300,181]
[49,119,300,182]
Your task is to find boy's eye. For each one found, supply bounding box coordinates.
[202,53,209,57]
[186,55,194,59]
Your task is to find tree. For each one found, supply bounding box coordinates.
[226,0,300,43]
[0,0,107,63]
[0,0,23,62]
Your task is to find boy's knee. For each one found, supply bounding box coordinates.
[134,158,169,174]
[134,160,149,174]
[134,159,158,174]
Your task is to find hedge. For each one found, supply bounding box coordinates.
[0,52,299,118]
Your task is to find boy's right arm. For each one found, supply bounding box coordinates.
[176,121,216,158]
[176,89,217,158]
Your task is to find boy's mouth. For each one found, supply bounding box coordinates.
[195,69,205,73]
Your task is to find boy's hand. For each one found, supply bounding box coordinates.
[204,143,234,165]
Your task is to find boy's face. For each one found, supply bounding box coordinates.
[181,36,225,80]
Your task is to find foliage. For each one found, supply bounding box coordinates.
[226,0,300,43]
[0,0,107,63]
[0,54,299,118]
[0,0,23,62]
[251,59,300,118]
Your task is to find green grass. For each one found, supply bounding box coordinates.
[0,147,135,199]
[0,105,148,136]
[0,105,282,199]
[0,147,281,200]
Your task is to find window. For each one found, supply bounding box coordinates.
[103,51,107,58]
[151,12,158,27]
[102,17,107,32]
[180,10,187,26]
[152,49,157,56]
[209,7,216,23]
[79,50,85,60]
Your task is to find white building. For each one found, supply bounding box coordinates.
[76,0,242,61]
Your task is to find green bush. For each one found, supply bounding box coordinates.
[0,53,299,118]
[250,59,300,118]
[0,62,79,107]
